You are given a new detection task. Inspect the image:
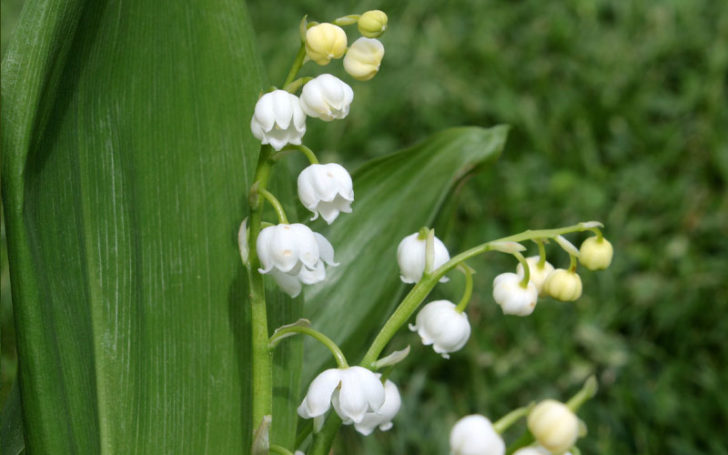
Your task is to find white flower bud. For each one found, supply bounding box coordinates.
[358,10,388,38]
[542,269,582,302]
[300,74,354,121]
[492,272,539,316]
[297,163,354,224]
[513,446,572,455]
[527,400,579,454]
[450,415,505,455]
[397,232,450,283]
[352,379,401,435]
[579,236,613,270]
[298,366,385,425]
[343,37,385,81]
[305,23,347,65]
[516,256,555,296]
[256,224,338,297]
[250,90,306,151]
[409,300,471,358]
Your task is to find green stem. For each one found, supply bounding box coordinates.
[269,444,294,455]
[309,413,342,455]
[293,144,319,164]
[283,43,307,88]
[455,264,474,313]
[284,76,313,94]
[567,376,598,412]
[505,431,535,455]
[259,188,289,224]
[514,251,530,287]
[247,145,275,437]
[494,403,534,434]
[535,239,547,267]
[270,326,349,368]
[568,254,578,272]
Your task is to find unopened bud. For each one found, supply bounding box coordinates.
[358,10,388,38]
[579,237,613,270]
[543,269,582,301]
[305,23,347,65]
[527,400,579,454]
[344,37,385,81]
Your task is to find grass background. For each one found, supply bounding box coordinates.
[3,0,727,453]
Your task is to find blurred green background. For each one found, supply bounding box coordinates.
[3,0,727,453]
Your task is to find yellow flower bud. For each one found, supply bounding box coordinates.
[305,23,347,65]
[527,400,579,454]
[579,237,613,270]
[358,10,388,38]
[543,269,582,301]
[344,37,385,81]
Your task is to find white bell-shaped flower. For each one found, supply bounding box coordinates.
[299,74,354,121]
[450,414,505,455]
[297,163,354,224]
[493,272,539,316]
[409,300,471,358]
[579,236,613,270]
[256,223,337,297]
[250,90,306,151]
[542,269,582,302]
[513,446,572,455]
[343,37,385,81]
[349,378,401,435]
[298,366,385,425]
[516,256,555,296]
[397,232,450,283]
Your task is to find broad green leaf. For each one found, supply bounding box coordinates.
[304,126,508,379]
[1,0,301,452]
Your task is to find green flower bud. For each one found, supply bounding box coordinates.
[358,10,388,38]
[579,237,613,270]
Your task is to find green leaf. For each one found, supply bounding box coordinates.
[1,0,301,452]
[304,125,508,379]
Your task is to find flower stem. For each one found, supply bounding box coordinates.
[247,145,275,438]
[284,76,313,94]
[455,264,474,313]
[259,188,289,224]
[514,251,530,287]
[567,376,598,412]
[293,144,320,164]
[309,413,343,455]
[269,326,349,368]
[535,239,547,267]
[283,43,307,88]
[269,444,295,455]
[493,403,534,434]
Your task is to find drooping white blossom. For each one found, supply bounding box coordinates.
[305,23,348,65]
[298,367,385,426]
[349,378,401,435]
[579,236,614,270]
[450,415,505,455]
[250,90,306,151]
[492,272,539,316]
[542,269,582,302]
[527,400,579,454]
[516,256,555,296]
[297,163,354,224]
[409,300,471,358]
[343,37,385,81]
[256,223,337,297]
[397,232,450,283]
[299,74,354,121]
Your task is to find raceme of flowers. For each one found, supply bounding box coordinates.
[243,9,611,455]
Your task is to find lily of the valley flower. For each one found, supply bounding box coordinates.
[579,236,613,270]
[527,400,579,454]
[300,74,354,121]
[250,90,306,151]
[358,10,388,38]
[305,23,348,65]
[298,366,385,426]
[397,232,450,283]
[542,269,582,301]
[256,223,337,297]
[350,378,401,435]
[492,272,539,316]
[297,163,354,224]
[450,415,505,455]
[410,300,471,358]
[516,256,555,296]
[343,37,385,81]
[513,446,572,455]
